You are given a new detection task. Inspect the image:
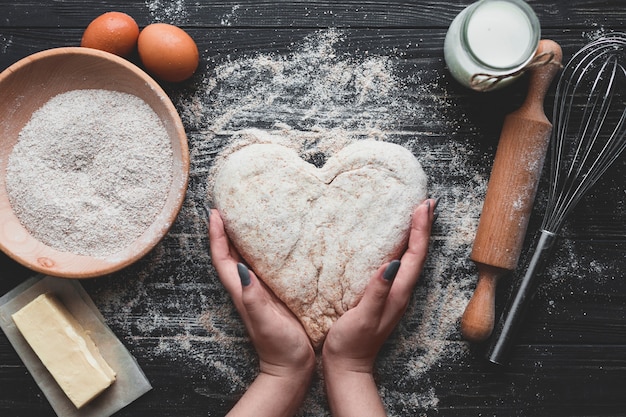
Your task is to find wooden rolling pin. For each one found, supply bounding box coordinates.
[461,39,563,343]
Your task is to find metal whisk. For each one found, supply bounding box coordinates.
[488,32,626,365]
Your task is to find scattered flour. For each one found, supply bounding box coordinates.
[145,0,188,23]
[90,29,485,415]
[220,5,242,26]
[1,34,12,54]
[582,24,610,42]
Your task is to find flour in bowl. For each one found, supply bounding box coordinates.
[6,89,173,257]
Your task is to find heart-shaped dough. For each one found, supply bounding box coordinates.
[213,140,427,347]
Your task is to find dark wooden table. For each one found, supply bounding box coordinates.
[1,1,625,416]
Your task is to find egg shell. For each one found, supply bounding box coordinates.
[81,12,139,58]
[138,23,199,83]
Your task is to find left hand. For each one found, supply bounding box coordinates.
[208,209,315,378]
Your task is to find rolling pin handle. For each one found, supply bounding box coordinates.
[461,264,508,342]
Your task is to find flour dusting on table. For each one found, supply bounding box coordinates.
[88,30,484,415]
[145,0,187,23]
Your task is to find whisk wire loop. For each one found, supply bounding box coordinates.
[542,32,626,233]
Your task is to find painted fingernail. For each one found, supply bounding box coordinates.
[237,263,251,287]
[433,212,439,223]
[433,197,440,212]
[383,260,401,281]
[202,202,212,226]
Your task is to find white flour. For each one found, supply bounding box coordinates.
[6,89,173,257]
[0,34,12,54]
[145,0,187,23]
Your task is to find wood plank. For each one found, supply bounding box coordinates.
[0,1,624,28]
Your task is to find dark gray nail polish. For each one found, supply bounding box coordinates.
[237,263,251,286]
[433,212,439,223]
[383,260,401,281]
[433,197,440,212]
[202,202,212,227]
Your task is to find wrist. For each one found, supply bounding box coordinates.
[259,362,315,386]
[256,370,313,401]
[322,345,375,375]
[227,366,313,417]
[259,350,316,384]
[322,357,386,417]
[323,362,376,392]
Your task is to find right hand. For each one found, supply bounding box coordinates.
[322,199,436,373]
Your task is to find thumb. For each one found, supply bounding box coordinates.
[356,260,401,320]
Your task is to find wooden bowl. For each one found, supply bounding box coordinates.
[0,47,189,278]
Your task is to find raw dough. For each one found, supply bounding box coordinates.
[212,140,428,347]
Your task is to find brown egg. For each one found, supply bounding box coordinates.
[137,23,199,83]
[81,12,139,58]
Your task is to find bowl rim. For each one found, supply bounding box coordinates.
[0,47,190,278]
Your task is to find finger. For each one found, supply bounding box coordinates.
[208,210,244,299]
[355,260,401,323]
[405,198,435,258]
[208,209,232,263]
[392,199,434,295]
[237,263,279,333]
[380,199,435,324]
[208,209,245,266]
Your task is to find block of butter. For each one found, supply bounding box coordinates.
[12,293,116,409]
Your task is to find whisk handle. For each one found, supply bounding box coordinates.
[487,230,559,365]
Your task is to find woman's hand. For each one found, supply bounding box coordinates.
[322,198,436,416]
[209,209,315,417]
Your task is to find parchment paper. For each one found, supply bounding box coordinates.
[0,275,152,417]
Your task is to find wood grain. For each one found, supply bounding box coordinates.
[1,2,625,416]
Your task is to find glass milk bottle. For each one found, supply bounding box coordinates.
[444,0,541,91]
